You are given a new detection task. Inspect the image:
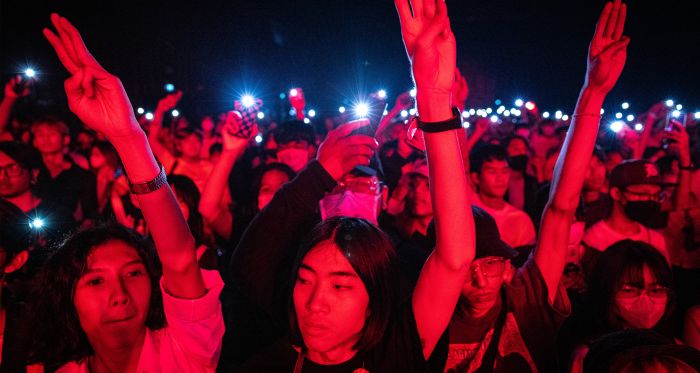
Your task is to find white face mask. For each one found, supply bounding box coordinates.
[319,190,379,224]
[276,148,309,172]
[615,295,666,329]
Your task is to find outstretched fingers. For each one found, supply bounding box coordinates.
[395,0,414,23]
[43,28,79,74]
[58,16,103,68]
[416,1,447,48]
[595,2,613,40]
[604,0,622,39]
[612,3,627,40]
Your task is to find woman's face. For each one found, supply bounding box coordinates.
[293,241,369,359]
[257,169,290,210]
[89,147,107,170]
[407,175,432,218]
[613,265,669,330]
[73,240,152,351]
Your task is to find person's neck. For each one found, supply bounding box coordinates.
[458,293,501,319]
[583,189,601,203]
[6,190,41,213]
[606,206,640,236]
[42,151,68,177]
[510,171,524,181]
[88,331,146,373]
[410,214,432,236]
[306,344,358,365]
[479,193,506,210]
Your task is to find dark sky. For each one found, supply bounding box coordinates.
[2,0,698,120]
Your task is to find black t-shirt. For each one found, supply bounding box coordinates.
[37,163,98,221]
[431,258,571,373]
[236,302,433,373]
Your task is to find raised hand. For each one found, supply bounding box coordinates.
[585,0,630,94]
[221,110,256,150]
[665,121,691,165]
[451,69,469,110]
[4,75,31,99]
[395,0,456,100]
[395,91,414,110]
[316,119,378,181]
[43,13,140,142]
[156,91,183,113]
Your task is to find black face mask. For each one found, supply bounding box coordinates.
[509,155,529,172]
[624,200,667,228]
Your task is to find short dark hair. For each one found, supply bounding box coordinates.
[592,145,607,163]
[503,135,529,150]
[27,224,165,369]
[275,121,316,147]
[0,141,43,170]
[470,144,509,174]
[289,217,398,352]
[91,141,121,170]
[587,240,675,337]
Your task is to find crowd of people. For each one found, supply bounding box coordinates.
[1,1,699,372]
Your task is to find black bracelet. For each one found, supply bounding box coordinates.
[679,164,694,171]
[417,107,463,133]
[129,164,168,195]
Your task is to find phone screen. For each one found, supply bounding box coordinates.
[350,97,387,137]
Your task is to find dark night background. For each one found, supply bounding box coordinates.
[2,0,698,121]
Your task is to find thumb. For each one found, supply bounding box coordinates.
[64,68,85,99]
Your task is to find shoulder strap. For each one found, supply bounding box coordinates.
[476,291,508,373]
[293,349,306,373]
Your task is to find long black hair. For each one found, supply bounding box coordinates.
[27,223,165,370]
[288,217,399,352]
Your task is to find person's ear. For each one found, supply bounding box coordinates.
[470,172,480,187]
[3,250,29,274]
[380,185,389,210]
[610,186,622,201]
[503,260,515,284]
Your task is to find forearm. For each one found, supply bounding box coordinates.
[634,114,656,159]
[112,129,204,298]
[0,96,16,134]
[674,168,692,211]
[199,149,243,221]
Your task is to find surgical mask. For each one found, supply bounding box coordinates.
[277,148,309,172]
[509,155,529,172]
[624,201,665,228]
[616,295,666,329]
[319,190,379,224]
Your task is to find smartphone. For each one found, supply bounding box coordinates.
[663,111,686,149]
[350,96,388,137]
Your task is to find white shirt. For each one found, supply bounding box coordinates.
[582,219,669,262]
[474,198,537,248]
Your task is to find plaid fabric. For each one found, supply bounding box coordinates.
[230,98,263,138]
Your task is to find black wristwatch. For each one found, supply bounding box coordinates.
[417,107,463,133]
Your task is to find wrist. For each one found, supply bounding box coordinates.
[416,92,452,122]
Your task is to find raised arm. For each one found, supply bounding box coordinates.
[147,91,182,169]
[0,77,30,140]
[44,13,204,299]
[395,0,474,358]
[535,0,630,303]
[198,111,251,239]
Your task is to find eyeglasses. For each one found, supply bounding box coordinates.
[470,257,506,278]
[334,178,382,195]
[617,284,669,303]
[0,163,24,177]
[623,189,660,202]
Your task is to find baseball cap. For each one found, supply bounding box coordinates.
[609,159,669,189]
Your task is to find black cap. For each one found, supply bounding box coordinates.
[609,159,669,189]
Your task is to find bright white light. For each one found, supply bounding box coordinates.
[634,123,643,131]
[462,122,470,128]
[289,88,299,97]
[672,110,681,118]
[400,110,408,118]
[409,88,417,97]
[164,83,175,92]
[29,218,44,229]
[562,115,569,121]
[555,111,563,119]
[503,110,511,117]
[525,101,535,111]
[610,121,625,133]
[490,115,499,123]
[626,114,634,121]
[486,108,493,114]
[354,103,369,118]
[462,111,469,118]
[476,109,485,117]
[257,112,265,119]
[615,112,623,119]
[512,109,522,116]
[145,112,154,120]
[469,109,476,115]
[515,99,524,107]
[303,118,311,124]
[377,89,387,99]
[383,109,389,116]
[255,134,263,143]
[497,106,506,114]
[241,95,255,108]
[621,102,629,110]
[308,109,316,118]
[665,99,674,107]
[137,107,145,115]
[543,112,550,118]
[409,108,417,116]
[338,106,346,113]
[694,112,700,119]
[676,104,683,111]
[600,108,605,114]
[171,109,179,117]
[24,68,36,78]
[289,108,297,116]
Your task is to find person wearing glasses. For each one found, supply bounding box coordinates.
[567,240,677,372]
[582,159,670,273]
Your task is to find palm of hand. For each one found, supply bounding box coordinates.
[585,0,629,94]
